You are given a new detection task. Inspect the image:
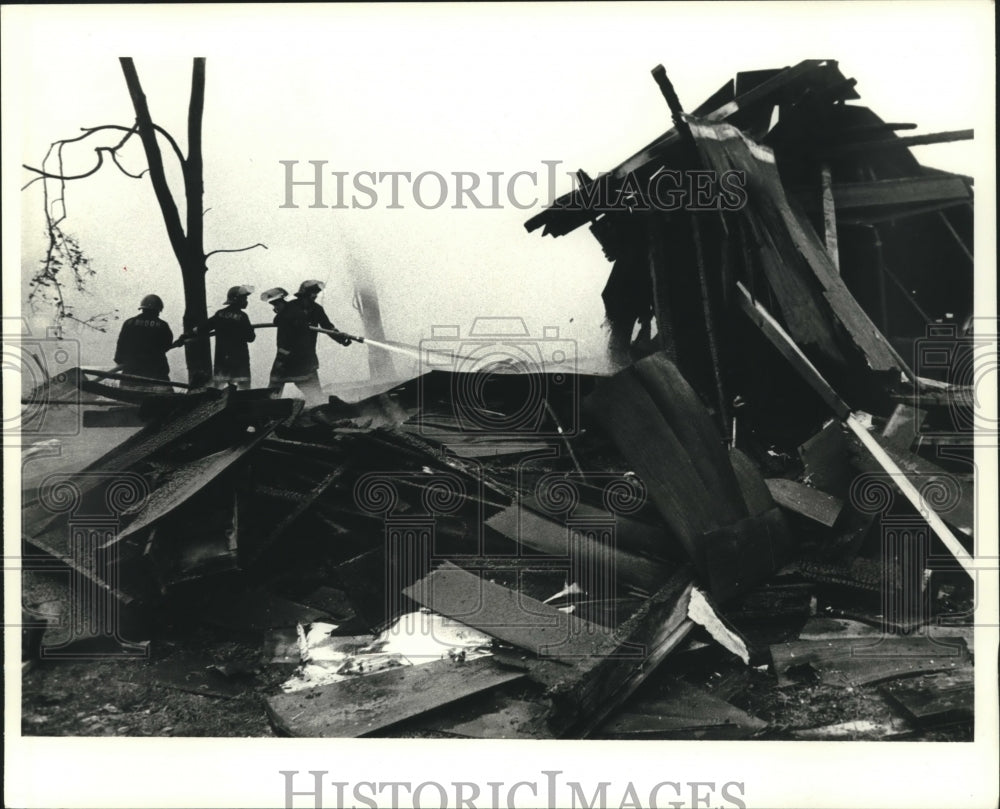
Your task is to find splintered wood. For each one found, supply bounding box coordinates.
[266,657,524,737]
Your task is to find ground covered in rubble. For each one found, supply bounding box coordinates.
[20,371,977,742]
[22,569,973,742]
[21,643,972,741]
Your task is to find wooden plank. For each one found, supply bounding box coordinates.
[403,562,618,661]
[707,59,859,122]
[646,209,672,354]
[80,367,196,390]
[599,679,767,739]
[788,557,884,593]
[839,198,973,226]
[880,667,974,725]
[266,657,524,737]
[786,201,911,377]
[881,404,928,453]
[584,371,721,558]
[798,617,973,652]
[633,354,747,524]
[797,617,885,640]
[834,176,971,209]
[520,495,671,562]
[796,176,972,213]
[438,698,551,739]
[688,213,730,437]
[696,506,792,601]
[826,129,974,155]
[445,441,551,459]
[755,239,846,367]
[485,505,672,595]
[820,163,839,271]
[544,567,698,737]
[692,121,902,375]
[726,580,813,624]
[110,424,282,545]
[729,448,774,516]
[583,355,752,570]
[798,419,852,497]
[297,586,357,623]
[765,478,843,527]
[737,282,850,418]
[791,717,915,740]
[770,636,970,688]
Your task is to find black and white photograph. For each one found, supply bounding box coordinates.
[4,3,997,808]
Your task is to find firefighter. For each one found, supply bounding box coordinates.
[269,280,351,403]
[261,287,291,395]
[113,294,174,392]
[201,285,257,389]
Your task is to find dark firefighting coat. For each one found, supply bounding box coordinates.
[271,297,337,380]
[114,313,173,380]
[205,304,256,381]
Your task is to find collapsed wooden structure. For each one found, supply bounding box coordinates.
[21,60,977,740]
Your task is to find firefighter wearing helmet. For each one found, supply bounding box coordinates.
[202,285,257,389]
[113,293,174,391]
[260,287,291,392]
[269,279,351,403]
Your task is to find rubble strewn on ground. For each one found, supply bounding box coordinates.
[21,59,975,740]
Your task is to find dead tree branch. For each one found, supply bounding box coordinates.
[204,243,269,261]
[82,123,186,166]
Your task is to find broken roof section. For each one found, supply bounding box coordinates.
[525,59,973,415]
[525,60,864,238]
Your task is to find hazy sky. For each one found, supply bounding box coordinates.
[6,2,994,391]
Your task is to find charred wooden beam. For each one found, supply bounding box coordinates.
[403,562,619,662]
[771,636,970,687]
[825,128,973,155]
[765,478,843,527]
[80,367,197,390]
[820,163,840,271]
[544,567,697,737]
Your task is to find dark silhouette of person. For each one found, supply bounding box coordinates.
[114,294,173,392]
[269,280,350,403]
[204,285,256,389]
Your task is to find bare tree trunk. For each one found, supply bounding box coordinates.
[119,56,212,386]
[182,58,211,386]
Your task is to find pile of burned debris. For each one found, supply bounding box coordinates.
[21,60,976,740]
